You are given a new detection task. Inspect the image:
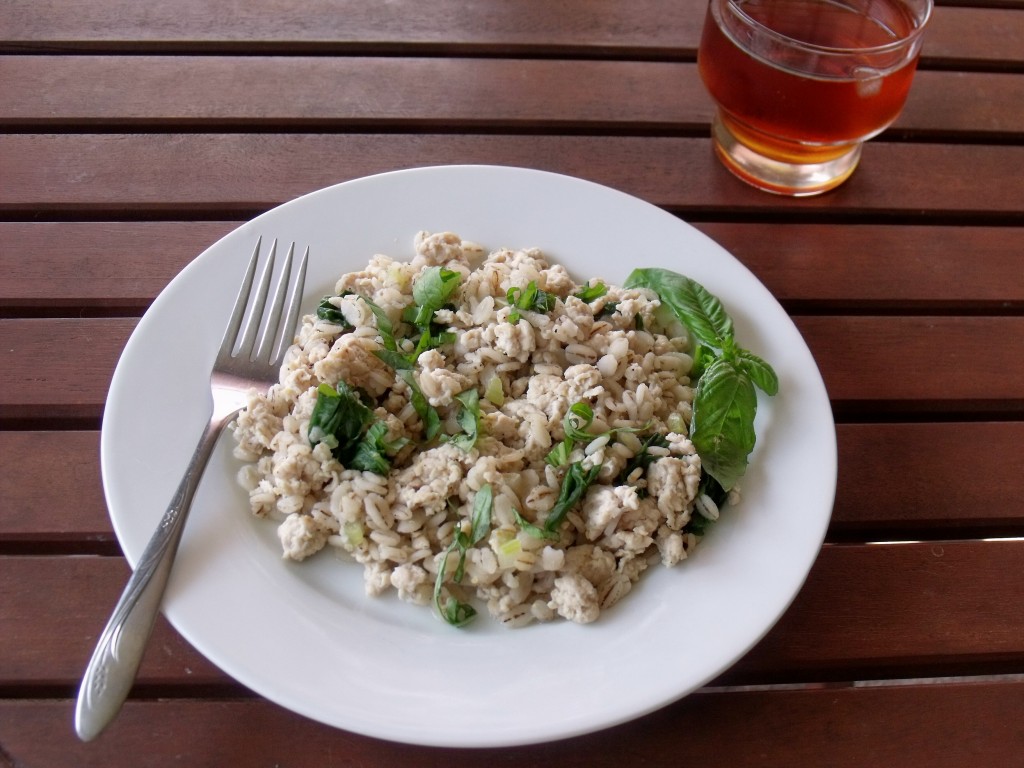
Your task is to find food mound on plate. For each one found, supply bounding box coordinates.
[232,231,770,627]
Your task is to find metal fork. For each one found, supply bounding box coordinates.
[75,237,308,742]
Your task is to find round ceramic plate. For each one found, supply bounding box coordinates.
[101,165,836,747]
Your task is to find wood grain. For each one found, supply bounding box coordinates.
[0,222,236,311]
[3,134,1024,218]
[0,318,135,421]
[2,58,1021,140]
[2,681,1023,767]
[795,316,1024,414]
[0,432,110,541]
[4,541,1023,687]
[831,423,1024,536]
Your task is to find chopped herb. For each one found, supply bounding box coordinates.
[397,369,441,442]
[546,401,595,466]
[513,509,559,541]
[434,485,493,627]
[574,282,608,302]
[545,400,645,467]
[347,420,409,475]
[683,473,726,537]
[307,381,374,458]
[358,295,397,351]
[307,381,407,476]
[615,432,671,496]
[446,388,482,451]
[507,280,556,323]
[315,295,352,327]
[544,461,602,533]
[545,440,573,468]
[413,266,462,315]
[370,267,462,369]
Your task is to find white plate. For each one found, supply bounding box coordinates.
[101,165,836,747]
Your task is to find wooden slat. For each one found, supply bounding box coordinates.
[831,423,1024,536]
[0,556,224,687]
[2,58,1021,140]
[3,134,1023,217]
[2,1,1022,68]
[734,540,1024,681]
[0,222,235,310]
[2,681,1023,767]
[0,318,135,421]
[698,223,1024,312]
[795,316,1024,414]
[0,432,110,541]
[3,316,1021,421]
[4,541,1023,687]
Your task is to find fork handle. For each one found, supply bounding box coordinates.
[75,413,234,742]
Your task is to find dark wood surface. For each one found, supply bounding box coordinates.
[2,1,1023,765]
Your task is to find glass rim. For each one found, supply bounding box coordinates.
[723,0,934,56]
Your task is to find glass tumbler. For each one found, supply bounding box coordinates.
[698,0,933,196]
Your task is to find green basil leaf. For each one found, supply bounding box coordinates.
[544,461,602,533]
[315,296,351,327]
[432,538,477,627]
[373,348,415,370]
[413,267,462,311]
[513,509,560,541]
[470,484,493,546]
[347,420,409,476]
[357,295,397,351]
[447,388,481,451]
[614,432,670,495]
[398,369,441,441]
[307,381,375,462]
[624,268,733,347]
[574,282,608,302]
[735,349,779,396]
[689,359,757,491]
[508,280,556,315]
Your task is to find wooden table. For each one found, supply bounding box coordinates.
[2,1,1023,765]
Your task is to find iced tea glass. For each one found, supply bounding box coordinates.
[698,0,933,196]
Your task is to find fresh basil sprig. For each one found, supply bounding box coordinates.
[624,268,778,491]
[433,484,493,627]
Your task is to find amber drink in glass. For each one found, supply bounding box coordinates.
[698,0,932,195]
